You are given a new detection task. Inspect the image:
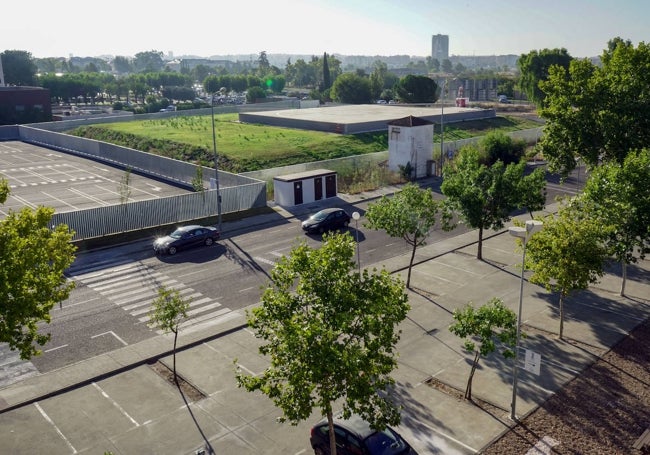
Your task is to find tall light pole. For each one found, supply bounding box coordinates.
[210,94,222,232]
[439,79,447,177]
[508,219,543,421]
[352,211,361,276]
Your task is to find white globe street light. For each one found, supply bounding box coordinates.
[508,219,543,421]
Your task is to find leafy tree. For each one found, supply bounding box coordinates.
[394,75,438,103]
[441,58,453,73]
[246,86,266,103]
[148,285,190,383]
[537,39,650,177]
[369,60,388,100]
[481,131,526,166]
[581,149,650,296]
[133,50,164,73]
[322,52,331,90]
[1,50,38,85]
[441,146,546,259]
[364,183,448,288]
[257,51,270,76]
[517,48,572,106]
[0,179,76,359]
[524,198,609,339]
[330,72,372,104]
[236,233,409,455]
[449,298,518,401]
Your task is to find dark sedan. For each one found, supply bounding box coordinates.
[310,413,418,455]
[301,208,351,234]
[153,225,220,255]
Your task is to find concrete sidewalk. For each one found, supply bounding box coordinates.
[1,184,649,455]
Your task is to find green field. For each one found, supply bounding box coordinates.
[69,113,541,173]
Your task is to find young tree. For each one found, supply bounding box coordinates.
[330,73,372,104]
[523,198,609,339]
[538,39,650,177]
[581,149,650,296]
[0,180,76,359]
[322,52,331,91]
[394,75,438,104]
[449,298,518,401]
[441,146,546,260]
[236,233,409,455]
[148,285,190,383]
[364,183,448,288]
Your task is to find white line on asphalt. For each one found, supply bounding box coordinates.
[92,382,139,427]
[53,297,101,310]
[409,419,478,454]
[91,331,128,346]
[239,286,255,293]
[44,344,69,353]
[236,363,257,376]
[35,402,78,454]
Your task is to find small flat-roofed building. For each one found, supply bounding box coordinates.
[0,86,51,125]
[387,115,434,179]
[273,169,338,207]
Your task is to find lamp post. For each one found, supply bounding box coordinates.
[439,79,446,177]
[352,211,361,275]
[210,94,222,232]
[508,219,543,421]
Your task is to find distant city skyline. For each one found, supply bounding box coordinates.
[2,0,648,59]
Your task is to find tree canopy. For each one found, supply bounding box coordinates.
[517,48,572,106]
[364,183,448,288]
[394,75,438,103]
[330,72,372,104]
[0,180,77,359]
[441,146,546,259]
[537,39,650,177]
[236,233,409,453]
[1,50,38,86]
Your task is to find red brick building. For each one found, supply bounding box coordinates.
[0,86,51,125]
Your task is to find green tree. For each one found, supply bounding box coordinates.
[133,50,164,73]
[449,298,518,401]
[441,59,453,73]
[364,183,448,288]
[537,39,650,177]
[524,199,609,339]
[517,48,572,106]
[257,51,270,77]
[0,180,77,359]
[441,146,546,260]
[369,60,388,100]
[481,131,526,166]
[581,149,650,296]
[148,285,190,382]
[322,52,331,90]
[330,72,371,104]
[394,75,438,103]
[1,50,38,85]
[235,233,409,455]
[246,86,266,103]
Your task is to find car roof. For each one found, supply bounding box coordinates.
[316,208,345,215]
[317,413,376,439]
[175,225,203,232]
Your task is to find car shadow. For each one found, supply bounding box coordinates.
[154,243,227,264]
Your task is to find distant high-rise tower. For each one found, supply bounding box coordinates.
[431,34,449,61]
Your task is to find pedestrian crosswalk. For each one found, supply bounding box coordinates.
[71,262,233,334]
[0,344,39,388]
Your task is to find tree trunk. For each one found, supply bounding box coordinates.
[620,261,627,297]
[465,351,481,401]
[327,407,336,455]
[477,226,483,260]
[558,294,564,340]
[407,240,417,288]
[172,328,178,384]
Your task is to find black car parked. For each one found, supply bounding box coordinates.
[153,225,220,255]
[310,413,418,455]
[302,208,351,234]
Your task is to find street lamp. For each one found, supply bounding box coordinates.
[508,219,543,421]
[439,79,447,177]
[210,94,223,232]
[352,211,361,275]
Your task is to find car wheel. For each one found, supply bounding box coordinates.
[319,226,325,234]
[313,447,326,455]
[344,220,350,227]
[168,246,177,255]
[205,237,214,246]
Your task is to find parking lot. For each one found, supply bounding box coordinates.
[0,141,191,218]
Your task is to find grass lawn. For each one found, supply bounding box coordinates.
[70,112,542,172]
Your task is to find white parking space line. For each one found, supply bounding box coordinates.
[34,402,78,454]
[91,331,128,346]
[67,187,111,206]
[40,191,79,211]
[91,382,139,427]
[44,344,69,353]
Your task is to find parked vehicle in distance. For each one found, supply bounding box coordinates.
[498,95,512,104]
[310,413,418,455]
[153,225,220,255]
[301,208,351,234]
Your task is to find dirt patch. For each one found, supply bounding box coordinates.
[148,360,206,403]
[425,377,509,421]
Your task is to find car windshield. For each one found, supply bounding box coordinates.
[364,428,406,454]
[311,211,330,221]
[169,229,185,239]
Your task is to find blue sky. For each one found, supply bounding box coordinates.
[2,0,648,59]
